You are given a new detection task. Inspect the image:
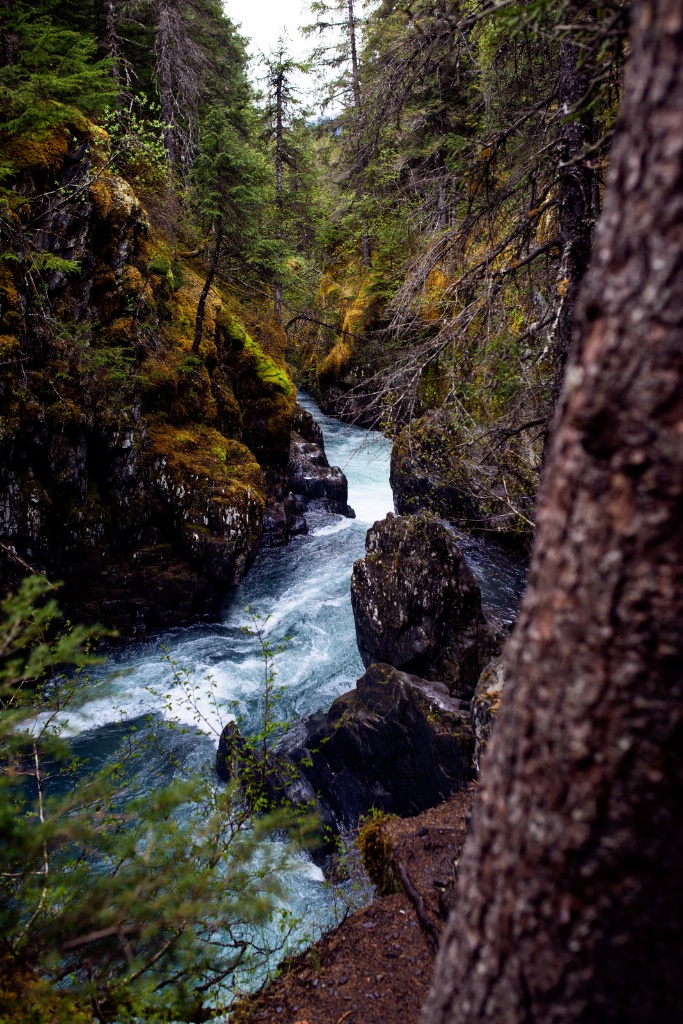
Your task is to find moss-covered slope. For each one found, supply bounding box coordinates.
[0,121,295,635]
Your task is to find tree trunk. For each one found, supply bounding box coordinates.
[106,0,121,87]
[347,0,370,268]
[423,2,683,1022]
[347,0,362,111]
[0,0,15,67]
[192,222,223,355]
[157,0,175,167]
[275,70,284,319]
[551,0,596,407]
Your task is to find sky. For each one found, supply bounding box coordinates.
[223,0,312,64]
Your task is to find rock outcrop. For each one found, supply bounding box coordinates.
[261,492,308,548]
[390,409,536,549]
[0,122,297,635]
[286,432,354,516]
[351,513,496,696]
[292,403,324,448]
[260,402,354,544]
[278,402,354,518]
[217,663,474,837]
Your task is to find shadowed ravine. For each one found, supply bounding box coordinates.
[64,393,527,976]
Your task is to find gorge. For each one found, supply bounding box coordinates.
[63,392,527,976]
[4,2,679,1021]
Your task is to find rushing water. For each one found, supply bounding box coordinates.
[62,392,528,989]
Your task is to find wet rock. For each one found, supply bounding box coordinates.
[216,722,251,782]
[471,655,505,775]
[262,492,308,548]
[293,403,324,449]
[390,409,536,550]
[286,433,355,517]
[267,663,474,834]
[351,513,495,696]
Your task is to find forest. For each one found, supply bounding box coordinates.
[0,0,681,1022]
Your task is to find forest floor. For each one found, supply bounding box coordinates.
[233,788,475,1024]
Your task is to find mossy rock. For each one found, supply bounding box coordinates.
[211,367,243,439]
[146,254,172,278]
[102,315,136,348]
[317,340,352,387]
[90,174,144,231]
[138,350,216,425]
[4,126,70,174]
[215,310,247,348]
[146,423,265,499]
[0,333,19,359]
[0,263,19,309]
[241,335,293,396]
[223,324,295,466]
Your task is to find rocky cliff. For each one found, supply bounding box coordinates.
[351,512,497,694]
[0,119,311,635]
[390,409,537,549]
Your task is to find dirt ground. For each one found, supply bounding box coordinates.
[233,788,475,1024]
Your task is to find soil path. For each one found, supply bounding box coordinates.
[234,789,475,1024]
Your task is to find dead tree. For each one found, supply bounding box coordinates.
[423,1,683,1021]
[192,220,223,354]
[552,0,598,408]
[157,0,176,166]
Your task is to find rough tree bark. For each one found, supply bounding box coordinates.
[105,0,122,88]
[552,0,597,408]
[0,0,15,66]
[346,0,371,268]
[423,2,683,1022]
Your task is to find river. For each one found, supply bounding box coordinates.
[63,392,527,987]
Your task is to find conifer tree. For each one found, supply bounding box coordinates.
[0,578,303,1022]
[262,39,304,318]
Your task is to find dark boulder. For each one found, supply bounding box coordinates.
[274,663,473,833]
[351,513,495,696]
[293,403,325,449]
[286,432,355,517]
[261,492,308,548]
[216,721,251,782]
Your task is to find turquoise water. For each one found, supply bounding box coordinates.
[60,395,395,986]
[65,394,394,742]
[61,393,527,991]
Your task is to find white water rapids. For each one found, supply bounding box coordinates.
[62,393,527,981]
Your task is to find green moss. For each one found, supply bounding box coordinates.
[147,254,172,277]
[138,355,179,393]
[3,126,70,174]
[218,313,247,347]
[147,423,265,500]
[137,349,218,425]
[358,812,400,896]
[0,333,19,358]
[242,335,293,396]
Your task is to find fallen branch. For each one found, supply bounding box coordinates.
[0,542,57,590]
[394,859,441,951]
